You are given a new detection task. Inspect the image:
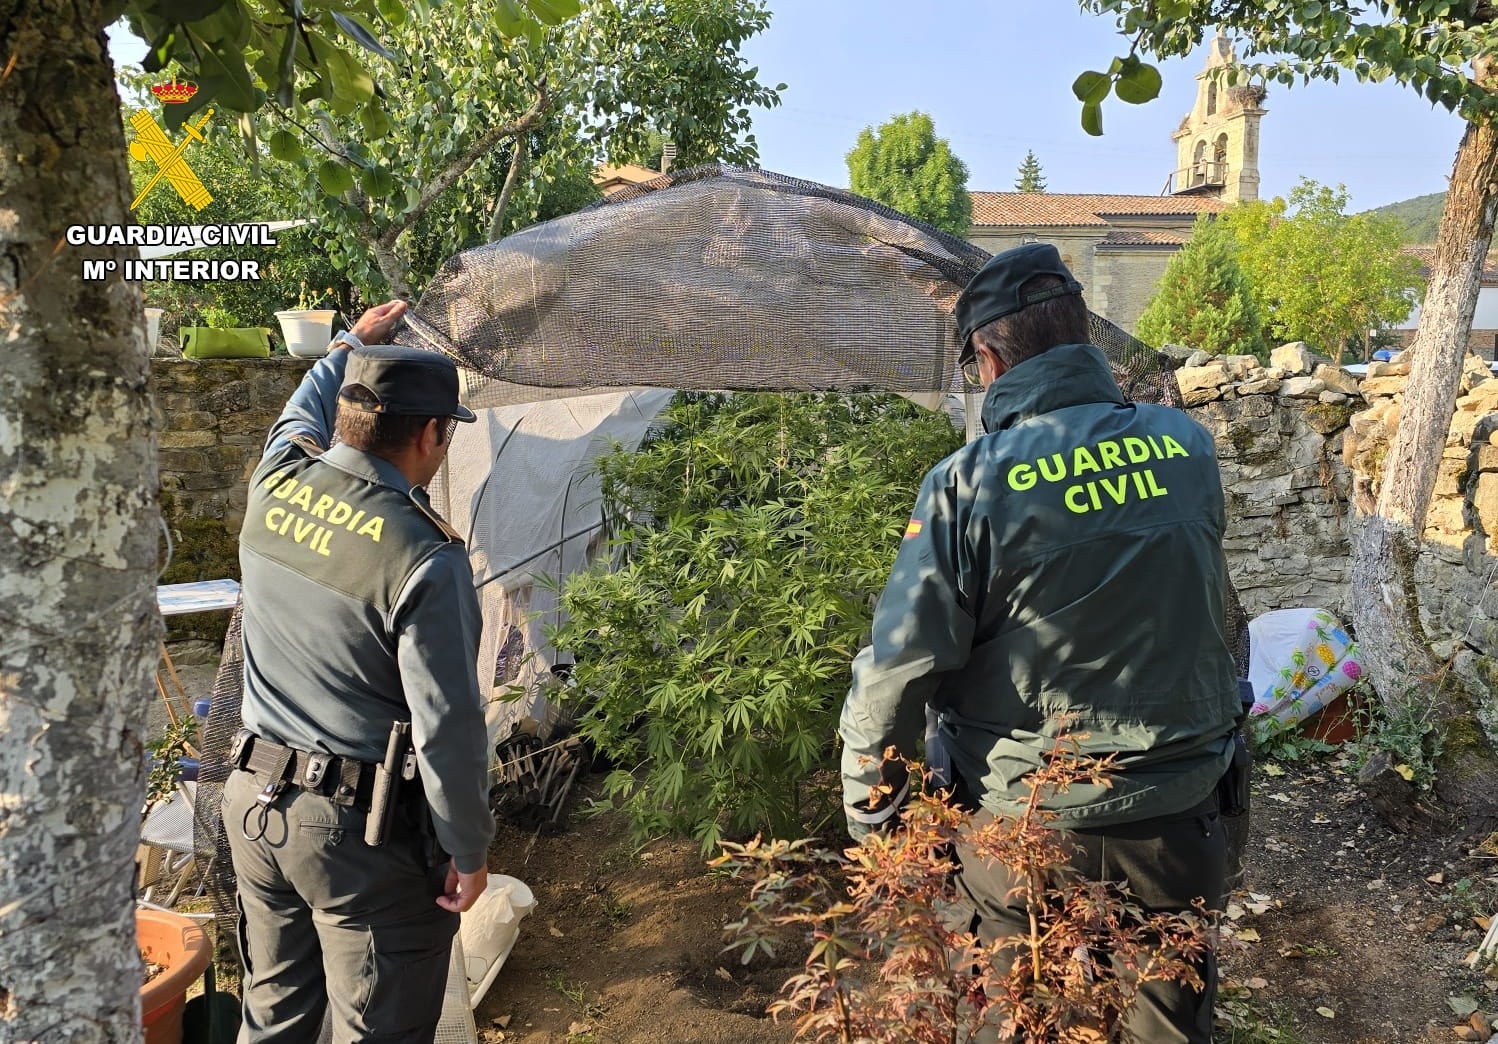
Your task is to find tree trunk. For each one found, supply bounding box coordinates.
[0,0,160,1038]
[1350,83,1498,826]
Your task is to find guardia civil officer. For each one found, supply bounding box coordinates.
[224,300,495,1042]
[838,245,1241,1043]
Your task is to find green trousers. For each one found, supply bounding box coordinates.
[951,792,1226,1044]
[224,768,459,1043]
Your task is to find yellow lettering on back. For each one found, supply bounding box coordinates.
[356,516,384,542]
[265,507,286,532]
[1099,475,1128,505]
[262,469,287,491]
[272,478,298,500]
[289,484,315,511]
[1123,437,1152,464]
[293,519,317,545]
[1008,463,1036,491]
[1064,485,1089,514]
[311,495,334,520]
[1097,441,1124,470]
[1037,453,1066,482]
[1162,435,1189,458]
[328,502,353,526]
[1072,445,1100,476]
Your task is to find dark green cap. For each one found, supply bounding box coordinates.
[955,243,1084,363]
[339,345,477,422]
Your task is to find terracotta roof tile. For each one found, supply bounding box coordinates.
[1097,229,1187,247]
[970,192,1228,227]
[1403,244,1498,285]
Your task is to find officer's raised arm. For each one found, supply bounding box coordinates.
[261,299,409,456]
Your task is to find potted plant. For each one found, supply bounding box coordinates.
[180,305,271,359]
[137,906,213,1044]
[274,283,340,359]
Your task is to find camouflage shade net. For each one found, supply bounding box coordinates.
[198,165,1250,957]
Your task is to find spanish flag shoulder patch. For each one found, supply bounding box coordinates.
[904,519,924,539]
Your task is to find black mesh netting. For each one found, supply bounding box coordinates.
[196,164,1251,937]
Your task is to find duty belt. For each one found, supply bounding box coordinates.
[232,730,379,810]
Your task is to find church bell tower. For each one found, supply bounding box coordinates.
[1168,34,1266,203]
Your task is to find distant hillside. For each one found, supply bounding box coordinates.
[1364,191,1446,243]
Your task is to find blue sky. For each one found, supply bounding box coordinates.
[738,2,1464,210]
[111,2,1465,211]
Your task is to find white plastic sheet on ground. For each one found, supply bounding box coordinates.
[1247,608,1365,728]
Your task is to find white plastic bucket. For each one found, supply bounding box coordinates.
[274,309,338,359]
[144,307,163,351]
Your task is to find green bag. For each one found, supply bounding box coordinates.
[182,961,241,1044]
[180,327,271,359]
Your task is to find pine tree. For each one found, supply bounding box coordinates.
[1135,217,1266,360]
[1014,150,1048,192]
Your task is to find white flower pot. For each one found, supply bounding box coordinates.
[275,309,338,359]
[144,307,163,351]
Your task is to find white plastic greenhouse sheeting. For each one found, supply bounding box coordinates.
[431,388,675,745]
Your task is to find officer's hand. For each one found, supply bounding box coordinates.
[347,300,408,345]
[436,864,488,913]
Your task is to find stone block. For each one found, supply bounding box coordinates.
[157,449,208,473]
[202,382,253,413]
[1475,443,1498,474]
[1177,362,1231,396]
[1280,376,1326,399]
[1270,341,1332,375]
[1359,376,1407,397]
[158,429,218,449]
[1313,364,1362,396]
[1475,473,1498,537]
[166,409,218,432]
[1237,378,1281,396]
[1458,380,1498,414]
[1224,354,1259,378]
[1186,350,1213,368]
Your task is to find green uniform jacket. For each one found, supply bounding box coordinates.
[238,349,494,873]
[839,343,1239,831]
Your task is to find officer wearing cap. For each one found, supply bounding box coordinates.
[224,300,495,1042]
[838,245,1240,1042]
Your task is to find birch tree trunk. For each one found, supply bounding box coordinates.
[1350,81,1498,824]
[0,0,161,1038]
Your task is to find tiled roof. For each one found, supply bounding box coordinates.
[970,192,1228,227]
[1097,229,1187,247]
[1403,244,1498,285]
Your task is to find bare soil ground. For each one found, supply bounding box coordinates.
[476,756,1498,1044]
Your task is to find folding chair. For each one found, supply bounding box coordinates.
[139,781,214,907]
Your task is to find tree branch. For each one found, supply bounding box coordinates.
[487,132,528,241]
[379,79,550,251]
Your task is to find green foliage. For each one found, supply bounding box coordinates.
[1364,191,1448,245]
[1217,180,1425,357]
[1348,687,1442,789]
[846,112,972,237]
[120,67,351,342]
[1077,2,1498,134]
[548,393,963,851]
[1013,149,1047,192]
[145,715,198,811]
[255,0,781,295]
[122,0,575,140]
[1136,216,1266,359]
[1070,52,1162,135]
[1246,712,1336,763]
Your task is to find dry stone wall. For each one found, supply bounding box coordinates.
[1176,342,1498,672]
[152,357,312,639]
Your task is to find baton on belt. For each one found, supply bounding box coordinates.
[365,721,411,846]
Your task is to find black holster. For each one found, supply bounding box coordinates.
[1217,730,1251,818]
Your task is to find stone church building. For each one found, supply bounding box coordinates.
[966,35,1265,333]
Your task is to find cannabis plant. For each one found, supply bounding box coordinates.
[549,392,963,850]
